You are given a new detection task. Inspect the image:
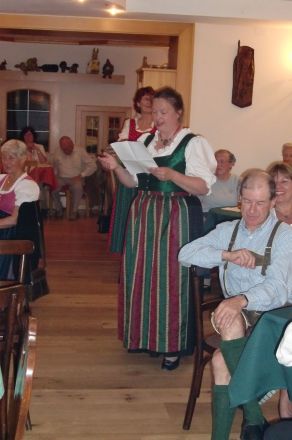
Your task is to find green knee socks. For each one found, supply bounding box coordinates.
[220,337,265,426]
[212,385,236,440]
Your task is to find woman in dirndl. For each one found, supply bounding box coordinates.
[0,139,40,279]
[109,86,155,253]
[99,87,216,370]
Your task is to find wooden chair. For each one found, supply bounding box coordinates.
[49,186,90,218]
[64,188,90,218]
[0,240,35,285]
[8,316,37,440]
[0,240,35,440]
[183,266,224,430]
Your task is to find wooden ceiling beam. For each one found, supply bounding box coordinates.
[0,28,173,47]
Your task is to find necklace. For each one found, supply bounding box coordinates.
[155,125,182,150]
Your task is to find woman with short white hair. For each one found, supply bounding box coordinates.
[0,139,39,278]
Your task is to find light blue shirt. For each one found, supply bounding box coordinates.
[178,213,292,312]
[200,174,239,213]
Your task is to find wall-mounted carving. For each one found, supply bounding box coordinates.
[232,40,255,108]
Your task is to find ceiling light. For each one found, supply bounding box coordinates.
[105,1,126,16]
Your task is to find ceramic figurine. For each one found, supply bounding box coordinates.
[69,63,79,73]
[102,59,114,78]
[15,57,40,75]
[41,64,59,72]
[0,59,7,70]
[87,48,100,74]
[59,61,68,73]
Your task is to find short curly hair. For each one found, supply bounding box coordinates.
[1,139,27,158]
[133,87,155,114]
[20,126,37,142]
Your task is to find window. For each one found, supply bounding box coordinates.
[6,89,50,151]
[75,105,131,154]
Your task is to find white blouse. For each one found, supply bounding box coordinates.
[138,128,217,192]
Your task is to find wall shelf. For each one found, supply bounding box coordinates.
[0,70,125,84]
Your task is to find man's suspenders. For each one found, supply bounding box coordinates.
[224,219,282,276]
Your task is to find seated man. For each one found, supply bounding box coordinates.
[179,169,292,440]
[51,136,97,220]
[200,148,239,215]
[282,142,292,166]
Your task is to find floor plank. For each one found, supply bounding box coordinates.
[25,217,277,439]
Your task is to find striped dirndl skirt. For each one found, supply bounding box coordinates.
[118,190,203,355]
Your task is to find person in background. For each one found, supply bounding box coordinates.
[200,149,239,215]
[282,142,292,166]
[0,139,40,278]
[109,86,155,253]
[51,136,97,220]
[99,86,216,370]
[20,126,48,164]
[178,169,292,440]
[267,161,292,420]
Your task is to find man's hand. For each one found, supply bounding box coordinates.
[213,295,247,331]
[222,248,256,268]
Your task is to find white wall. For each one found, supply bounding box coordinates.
[190,22,292,174]
[0,42,168,146]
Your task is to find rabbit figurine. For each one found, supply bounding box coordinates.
[87,48,100,74]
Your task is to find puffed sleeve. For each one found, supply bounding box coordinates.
[185,135,217,193]
[15,178,40,206]
[118,118,131,141]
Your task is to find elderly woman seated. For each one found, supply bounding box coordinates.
[0,139,40,279]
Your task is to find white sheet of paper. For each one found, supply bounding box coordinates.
[220,206,241,213]
[111,141,158,174]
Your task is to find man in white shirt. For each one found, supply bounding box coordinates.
[51,136,97,220]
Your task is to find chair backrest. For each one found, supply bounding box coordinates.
[192,266,224,354]
[9,316,37,440]
[183,266,224,430]
[0,284,26,440]
[0,240,34,284]
[0,240,35,439]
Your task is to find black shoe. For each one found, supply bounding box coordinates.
[240,419,269,440]
[149,351,160,358]
[161,357,180,371]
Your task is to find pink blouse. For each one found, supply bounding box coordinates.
[0,173,40,215]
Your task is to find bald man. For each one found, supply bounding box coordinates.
[282,142,292,166]
[51,136,97,220]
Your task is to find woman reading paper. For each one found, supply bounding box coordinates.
[98,87,216,370]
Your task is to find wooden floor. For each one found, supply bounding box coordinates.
[26,216,277,440]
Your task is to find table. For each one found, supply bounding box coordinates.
[29,164,58,191]
[229,306,292,407]
[204,206,241,233]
